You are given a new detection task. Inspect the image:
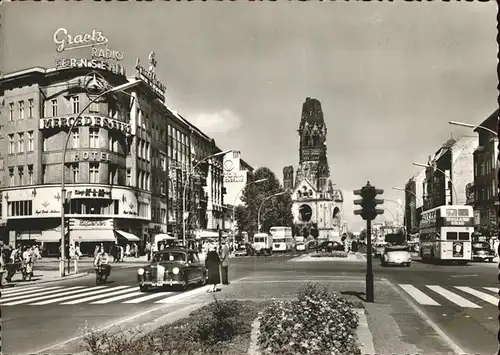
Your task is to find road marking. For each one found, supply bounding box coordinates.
[155,285,210,304]
[399,284,441,306]
[0,286,83,304]
[1,286,42,295]
[60,287,138,305]
[123,291,173,303]
[31,286,129,305]
[0,286,63,299]
[91,291,144,304]
[454,286,498,305]
[2,286,104,306]
[426,285,481,308]
[483,287,499,293]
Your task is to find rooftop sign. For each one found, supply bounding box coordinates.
[53,28,108,53]
[135,52,166,101]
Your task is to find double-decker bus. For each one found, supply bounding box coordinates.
[419,205,474,264]
[269,226,293,252]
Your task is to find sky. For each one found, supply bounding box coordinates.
[1,1,497,232]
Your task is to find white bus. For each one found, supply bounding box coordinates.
[419,205,474,264]
[270,226,293,252]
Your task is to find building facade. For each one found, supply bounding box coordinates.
[469,110,499,235]
[422,135,477,211]
[283,97,343,241]
[404,169,425,234]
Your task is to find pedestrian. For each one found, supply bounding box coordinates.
[220,242,230,285]
[119,245,124,262]
[145,242,151,261]
[205,245,221,292]
[126,244,131,257]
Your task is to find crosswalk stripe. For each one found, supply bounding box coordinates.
[399,284,441,306]
[30,286,129,305]
[91,291,144,304]
[122,291,173,303]
[1,286,42,295]
[2,286,103,306]
[0,286,81,303]
[484,287,499,293]
[0,286,63,300]
[61,287,138,305]
[426,285,481,308]
[455,287,498,305]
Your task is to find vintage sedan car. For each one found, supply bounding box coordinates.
[381,245,411,267]
[296,242,306,252]
[234,243,248,257]
[137,247,207,292]
[472,241,495,262]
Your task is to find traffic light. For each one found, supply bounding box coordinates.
[353,181,384,221]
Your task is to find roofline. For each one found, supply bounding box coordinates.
[0,66,50,81]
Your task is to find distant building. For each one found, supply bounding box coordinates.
[283,97,343,241]
[404,169,425,234]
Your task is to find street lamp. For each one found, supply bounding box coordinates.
[413,162,458,205]
[449,121,498,136]
[182,149,232,245]
[232,178,267,242]
[392,187,424,207]
[60,78,141,277]
[257,191,287,233]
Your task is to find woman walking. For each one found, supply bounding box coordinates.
[205,245,221,292]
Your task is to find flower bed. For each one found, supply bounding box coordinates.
[258,283,361,355]
[82,297,271,355]
[310,251,348,258]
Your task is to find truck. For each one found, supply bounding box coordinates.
[252,233,273,255]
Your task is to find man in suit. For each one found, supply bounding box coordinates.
[220,242,230,285]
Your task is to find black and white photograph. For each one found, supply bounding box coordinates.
[0,2,498,355]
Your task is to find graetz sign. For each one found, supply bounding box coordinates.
[39,115,133,136]
[53,28,126,75]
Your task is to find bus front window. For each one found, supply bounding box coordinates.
[458,232,470,241]
[446,232,458,240]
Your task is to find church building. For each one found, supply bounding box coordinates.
[283,97,344,241]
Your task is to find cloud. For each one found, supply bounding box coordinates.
[190,110,242,134]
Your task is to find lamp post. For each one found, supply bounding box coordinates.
[257,191,286,233]
[60,78,141,278]
[182,150,232,246]
[449,121,498,136]
[392,187,424,207]
[232,178,267,243]
[413,162,458,205]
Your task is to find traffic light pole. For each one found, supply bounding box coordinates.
[366,219,374,302]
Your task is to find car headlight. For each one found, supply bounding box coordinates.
[137,268,145,276]
[172,267,180,275]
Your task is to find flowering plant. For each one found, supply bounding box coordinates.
[258,283,361,355]
[311,251,348,258]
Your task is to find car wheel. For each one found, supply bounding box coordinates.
[182,276,189,291]
[199,271,207,286]
[140,285,149,292]
[405,262,411,267]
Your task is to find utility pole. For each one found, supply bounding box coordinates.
[354,181,384,303]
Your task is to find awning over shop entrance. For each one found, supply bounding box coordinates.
[71,230,116,243]
[37,230,61,243]
[115,230,140,242]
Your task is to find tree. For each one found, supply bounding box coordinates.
[235,167,293,237]
[359,229,367,241]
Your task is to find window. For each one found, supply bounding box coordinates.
[458,232,470,241]
[446,232,458,241]
[108,134,117,152]
[72,164,79,183]
[8,200,33,217]
[146,142,150,161]
[43,136,48,151]
[27,131,34,151]
[109,165,117,184]
[8,167,14,185]
[72,129,79,148]
[28,99,34,118]
[18,133,24,153]
[51,99,58,117]
[42,165,47,183]
[8,103,14,121]
[89,96,100,113]
[89,128,99,148]
[126,168,132,186]
[18,166,24,185]
[28,165,34,185]
[18,101,25,119]
[90,163,99,183]
[71,96,80,114]
[8,134,14,154]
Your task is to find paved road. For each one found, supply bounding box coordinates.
[2,252,497,354]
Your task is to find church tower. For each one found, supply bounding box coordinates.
[283,166,294,192]
[295,97,331,192]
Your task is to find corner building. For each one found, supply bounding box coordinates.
[0,66,156,255]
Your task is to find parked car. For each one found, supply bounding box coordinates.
[296,242,306,252]
[318,241,344,253]
[381,245,411,267]
[472,241,495,262]
[137,247,206,292]
[234,243,248,257]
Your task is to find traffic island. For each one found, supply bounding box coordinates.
[290,251,365,262]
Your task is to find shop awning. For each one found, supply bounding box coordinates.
[115,230,140,242]
[197,230,220,238]
[37,230,61,243]
[71,230,116,243]
[17,232,42,241]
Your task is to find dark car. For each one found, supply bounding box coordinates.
[472,242,494,262]
[137,247,206,292]
[318,241,344,252]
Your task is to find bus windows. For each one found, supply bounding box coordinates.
[458,209,470,217]
[446,232,458,240]
[458,232,470,241]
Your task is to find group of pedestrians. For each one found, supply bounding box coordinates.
[204,242,230,293]
[0,243,41,285]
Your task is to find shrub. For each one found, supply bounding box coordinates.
[258,283,361,355]
[311,251,348,258]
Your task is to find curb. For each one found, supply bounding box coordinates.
[5,272,89,287]
[354,308,375,354]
